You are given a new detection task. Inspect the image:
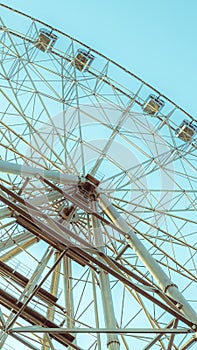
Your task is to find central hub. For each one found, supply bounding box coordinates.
[58,174,100,222]
[78,174,100,198]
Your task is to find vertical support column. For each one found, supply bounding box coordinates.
[63,256,75,349]
[42,251,61,350]
[91,270,102,350]
[91,197,120,350]
[98,193,197,326]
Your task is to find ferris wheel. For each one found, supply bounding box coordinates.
[0,4,197,350]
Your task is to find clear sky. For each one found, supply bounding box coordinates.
[1,0,197,116]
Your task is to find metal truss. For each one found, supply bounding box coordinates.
[0,3,197,350]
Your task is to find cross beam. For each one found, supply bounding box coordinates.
[8,326,194,334]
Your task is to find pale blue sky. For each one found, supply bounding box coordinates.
[1,0,197,115]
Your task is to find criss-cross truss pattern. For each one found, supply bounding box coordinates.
[0,4,197,350]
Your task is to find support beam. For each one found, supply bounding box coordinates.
[63,256,76,350]
[64,257,74,328]
[0,187,195,327]
[0,231,32,252]
[19,247,54,300]
[0,237,39,262]
[91,198,120,350]
[0,308,5,327]
[91,271,102,350]
[142,319,175,350]
[167,319,179,350]
[4,250,66,330]
[0,190,63,221]
[98,193,197,326]
[0,288,75,348]
[0,260,58,306]
[48,251,61,316]
[9,327,194,334]
[42,251,61,350]
[0,160,85,185]
[179,335,197,350]
[0,207,12,220]
[1,192,195,327]
[0,182,94,251]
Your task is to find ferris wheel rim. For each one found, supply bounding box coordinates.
[0,2,196,123]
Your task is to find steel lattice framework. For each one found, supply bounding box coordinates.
[0,4,197,350]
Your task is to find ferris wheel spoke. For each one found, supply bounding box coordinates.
[112,202,197,252]
[110,195,197,225]
[0,41,73,172]
[0,88,70,171]
[90,95,143,177]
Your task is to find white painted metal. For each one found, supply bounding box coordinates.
[98,193,197,325]
[0,160,84,185]
[91,199,120,350]
[0,4,197,350]
[8,326,193,334]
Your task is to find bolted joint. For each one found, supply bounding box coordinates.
[164,283,178,294]
[107,339,121,346]
[191,324,197,331]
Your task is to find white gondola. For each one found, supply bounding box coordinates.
[73,49,95,71]
[35,28,57,52]
[175,119,197,142]
[142,94,165,116]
